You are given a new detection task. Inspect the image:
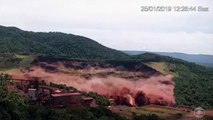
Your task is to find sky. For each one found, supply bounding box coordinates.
[0,0,213,55]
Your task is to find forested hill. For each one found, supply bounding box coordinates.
[0,25,128,59]
[133,53,213,109]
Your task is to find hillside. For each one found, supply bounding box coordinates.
[123,50,213,67]
[0,25,128,60]
[132,53,213,109]
[1,52,212,109]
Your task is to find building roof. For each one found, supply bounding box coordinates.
[51,92,81,97]
[28,88,37,91]
[82,97,93,101]
[54,89,62,93]
[40,85,58,91]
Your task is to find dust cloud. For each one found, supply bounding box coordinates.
[23,66,175,106]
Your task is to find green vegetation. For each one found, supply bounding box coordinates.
[133,53,213,109]
[26,106,127,120]
[0,25,128,60]
[173,63,213,109]
[109,105,186,120]
[86,92,111,106]
[0,54,21,70]
[144,62,174,75]
[0,53,35,70]
[15,54,35,68]
[132,106,184,120]
[0,74,28,120]
[132,113,164,120]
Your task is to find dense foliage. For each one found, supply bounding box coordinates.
[86,92,111,106]
[0,25,128,60]
[133,53,213,109]
[173,63,213,109]
[26,106,127,120]
[0,74,28,120]
[0,53,21,70]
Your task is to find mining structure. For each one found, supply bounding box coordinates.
[8,78,96,108]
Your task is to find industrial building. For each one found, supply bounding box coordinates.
[51,92,82,107]
[9,78,96,107]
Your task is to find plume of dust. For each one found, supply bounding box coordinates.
[24,66,175,106]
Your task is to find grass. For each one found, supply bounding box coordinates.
[0,54,35,71]
[0,67,17,71]
[109,105,188,120]
[15,54,36,68]
[0,54,19,71]
[144,62,176,76]
[133,105,186,119]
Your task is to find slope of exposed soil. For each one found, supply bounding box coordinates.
[2,60,176,106]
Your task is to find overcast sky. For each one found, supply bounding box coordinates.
[0,0,213,55]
